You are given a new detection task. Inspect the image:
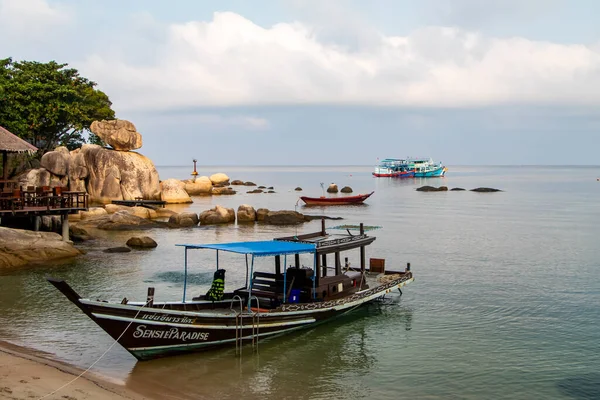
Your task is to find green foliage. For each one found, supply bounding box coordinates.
[0,57,114,153]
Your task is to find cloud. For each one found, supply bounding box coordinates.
[0,0,71,38]
[72,11,600,111]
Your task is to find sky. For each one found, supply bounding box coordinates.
[1,0,599,166]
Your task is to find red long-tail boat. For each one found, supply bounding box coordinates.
[300,191,374,206]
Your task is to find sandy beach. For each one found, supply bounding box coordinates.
[0,341,150,400]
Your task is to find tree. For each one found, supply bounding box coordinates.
[0,58,115,153]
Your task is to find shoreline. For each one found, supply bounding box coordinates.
[0,340,150,400]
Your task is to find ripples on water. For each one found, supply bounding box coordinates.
[1,165,599,399]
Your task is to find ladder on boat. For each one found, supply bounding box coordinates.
[230,295,261,357]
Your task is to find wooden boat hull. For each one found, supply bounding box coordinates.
[47,272,413,360]
[300,191,374,206]
[372,171,415,178]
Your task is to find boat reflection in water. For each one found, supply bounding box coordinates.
[125,302,415,400]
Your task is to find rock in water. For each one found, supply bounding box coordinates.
[471,187,502,192]
[327,184,339,193]
[90,120,143,151]
[237,204,256,223]
[160,179,192,204]
[184,176,212,195]
[0,227,82,268]
[199,205,236,225]
[340,186,353,193]
[168,212,199,227]
[263,210,306,225]
[210,173,230,187]
[126,236,158,248]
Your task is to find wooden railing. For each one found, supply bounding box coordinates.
[0,189,88,213]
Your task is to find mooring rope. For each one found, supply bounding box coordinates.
[38,300,150,400]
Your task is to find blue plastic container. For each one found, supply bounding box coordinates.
[289,289,301,304]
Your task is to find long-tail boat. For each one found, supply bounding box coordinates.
[47,221,414,360]
[300,191,374,206]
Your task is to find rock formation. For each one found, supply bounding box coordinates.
[416,186,449,192]
[0,227,82,268]
[237,205,256,223]
[327,184,339,193]
[160,179,192,204]
[263,210,306,225]
[340,186,353,193]
[184,176,212,195]
[199,205,235,225]
[210,173,230,187]
[168,212,199,227]
[90,120,142,151]
[126,236,158,248]
[471,187,502,192]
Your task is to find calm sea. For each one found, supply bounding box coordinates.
[1,165,600,399]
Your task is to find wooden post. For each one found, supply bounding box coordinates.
[2,150,7,181]
[61,214,69,242]
[321,218,326,235]
[147,287,155,307]
[335,252,341,275]
[322,253,327,276]
[360,223,365,273]
[315,254,321,289]
[295,253,300,269]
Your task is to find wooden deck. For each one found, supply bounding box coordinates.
[0,191,88,216]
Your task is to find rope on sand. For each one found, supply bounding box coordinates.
[38,300,149,400]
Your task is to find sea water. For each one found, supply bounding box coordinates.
[1,165,599,399]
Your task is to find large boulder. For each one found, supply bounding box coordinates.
[168,212,199,227]
[237,204,256,223]
[263,210,306,225]
[0,227,82,268]
[210,173,230,187]
[256,208,269,222]
[40,147,70,176]
[90,119,143,151]
[160,179,192,204]
[184,176,212,196]
[199,205,235,225]
[79,207,108,220]
[340,186,353,193]
[80,211,168,230]
[104,204,151,219]
[80,144,161,204]
[18,168,68,189]
[68,149,88,192]
[327,184,338,193]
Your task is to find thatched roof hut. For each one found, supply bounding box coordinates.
[0,126,38,180]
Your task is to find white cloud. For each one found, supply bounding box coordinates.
[0,0,71,38]
[77,11,600,111]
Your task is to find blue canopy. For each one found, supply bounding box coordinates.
[176,240,316,257]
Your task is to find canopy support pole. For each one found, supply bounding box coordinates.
[245,254,249,288]
[216,250,219,270]
[283,255,288,303]
[182,247,188,302]
[313,253,317,299]
[247,255,255,310]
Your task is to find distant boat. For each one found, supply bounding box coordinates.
[300,191,374,206]
[373,157,447,178]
